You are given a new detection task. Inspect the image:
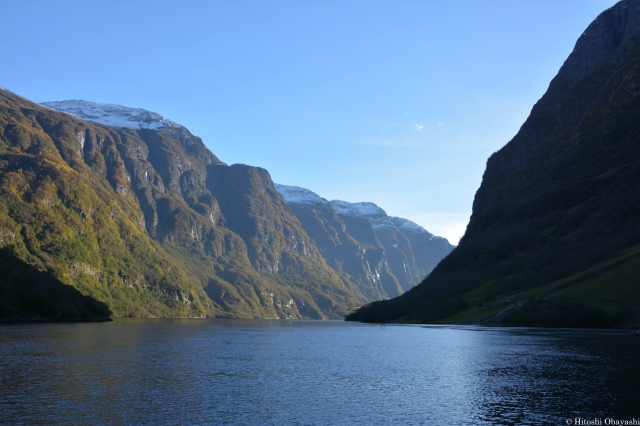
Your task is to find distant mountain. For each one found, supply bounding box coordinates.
[275,184,454,300]
[388,216,454,282]
[1,91,368,320]
[347,0,640,328]
[329,199,453,292]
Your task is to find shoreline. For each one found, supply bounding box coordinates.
[0,316,112,323]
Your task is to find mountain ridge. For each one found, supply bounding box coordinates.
[275,184,455,299]
[1,92,453,320]
[40,100,196,134]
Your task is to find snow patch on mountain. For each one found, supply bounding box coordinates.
[329,200,393,228]
[275,184,328,205]
[389,216,447,241]
[389,217,428,234]
[276,184,451,244]
[40,100,193,134]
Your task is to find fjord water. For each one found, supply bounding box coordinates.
[1,320,639,425]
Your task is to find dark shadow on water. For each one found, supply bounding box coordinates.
[0,248,111,321]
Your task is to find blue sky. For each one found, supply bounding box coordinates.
[1,0,618,243]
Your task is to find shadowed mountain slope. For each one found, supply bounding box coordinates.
[0,248,111,321]
[347,0,640,327]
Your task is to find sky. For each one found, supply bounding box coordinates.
[0,0,618,244]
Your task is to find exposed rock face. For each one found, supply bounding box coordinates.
[470,0,640,239]
[389,217,455,281]
[476,0,640,212]
[208,166,316,272]
[275,184,402,299]
[347,0,640,326]
[275,184,455,299]
[329,200,423,293]
[40,101,247,263]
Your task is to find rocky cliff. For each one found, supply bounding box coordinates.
[275,184,454,300]
[347,0,640,327]
[389,216,454,281]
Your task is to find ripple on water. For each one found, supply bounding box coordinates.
[1,320,639,425]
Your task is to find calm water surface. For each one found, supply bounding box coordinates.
[1,319,639,425]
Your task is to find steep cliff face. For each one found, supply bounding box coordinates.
[1,93,366,319]
[473,0,640,217]
[329,200,445,293]
[275,184,455,300]
[205,166,363,318]
[208,166,314,272]
[274,184,402,299]
[348,0,640,327]
[389,217,454,280]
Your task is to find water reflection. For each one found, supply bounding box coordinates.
[1,320,639,425]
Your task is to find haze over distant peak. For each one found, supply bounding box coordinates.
[40,100,193,134]
[275,183,456,295]
[275,184,449,242]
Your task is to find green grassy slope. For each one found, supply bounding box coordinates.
[437,243,640,327]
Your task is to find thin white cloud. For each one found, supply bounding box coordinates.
[360,140,426,147]
[415,124,424,130]
[438,122,444,126]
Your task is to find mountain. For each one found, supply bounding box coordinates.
[1,93,366,320]
[274,184,454,300]
[388,216,454,280]
[329,199,453,292]
[347,0,640,328]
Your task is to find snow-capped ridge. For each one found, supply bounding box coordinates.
[40,100,194,134]
[277,184,451,244]
[274,184,328,205]
[389,216,430,235]
[329,200,393,228]
[329,200,386,217]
